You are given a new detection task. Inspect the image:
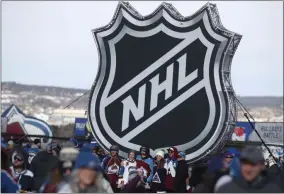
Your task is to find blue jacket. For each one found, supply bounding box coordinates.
[136,155,154,183]
[1,170,20,193]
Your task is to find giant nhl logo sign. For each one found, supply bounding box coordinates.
[88,2,242,162]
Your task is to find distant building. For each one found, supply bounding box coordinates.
[47,109,87,125]
[53,109,86,118]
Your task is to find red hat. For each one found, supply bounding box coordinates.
[168,147,178,159]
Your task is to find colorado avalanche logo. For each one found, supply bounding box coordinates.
[88,2,241,162]
[2,105,53,145]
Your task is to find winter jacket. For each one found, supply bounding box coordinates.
[174,160,189,192]
[275,170,284,192]
[10,166,34,191]
[164,157,178,191]
[119,159,137,184]
[216,175,282,193]
[1,170,20,193]
[38,174,63,193]
[136,155,154,183]
[57,170,113,193]
[121,175,146,193]
[151,161,167,192]
[267,164,281,177]
[194,170,228,193]
[189,166,207,188]
[101,155,121,191]
[136,160,152,179]
[29,151,59,191]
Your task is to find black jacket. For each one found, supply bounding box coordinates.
[151,162,167,192]
[267,164,281,177]
[30,151,59,191]
[10,167,34,191]
[121,175,146,193]
[216,175,282,193]
[275,169,284,192]
[174,160,189,193]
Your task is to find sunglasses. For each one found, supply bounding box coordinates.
[168,151,174,153]
[14,156,23,162]
[225,156,233,159]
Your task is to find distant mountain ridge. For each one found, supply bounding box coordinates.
[1,82,283,108]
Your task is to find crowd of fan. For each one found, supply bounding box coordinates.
[1,137,284,193]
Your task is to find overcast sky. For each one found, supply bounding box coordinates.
[2,1,283,96]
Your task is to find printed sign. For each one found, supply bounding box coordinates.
[249,122,283,146]
[88,2,241,162]
[74,118,88,137]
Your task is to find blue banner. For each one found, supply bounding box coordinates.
[74,118,88,137]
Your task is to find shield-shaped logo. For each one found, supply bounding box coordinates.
[89,2,242,162]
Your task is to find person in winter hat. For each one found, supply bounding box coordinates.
[194,155,229,193]
[136,158,152,187]
[164,146,178,192]
[10,152,34,192]
[57,150,113,193]
[39,147,80,193]
[29,144,59,191]
[59,147,79,177]
[222,151,234,169]
[151,150,167,193]
[214,156,242,192]
[216,146,282,193]
[174,151,189,193]
[136,146,154,185]
[101,145,121,192]
[119,150,138,185]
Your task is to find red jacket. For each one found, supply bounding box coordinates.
[136,160,151,178]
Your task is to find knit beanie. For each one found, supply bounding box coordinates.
[74,150,101,170]
[156,150,164,158]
